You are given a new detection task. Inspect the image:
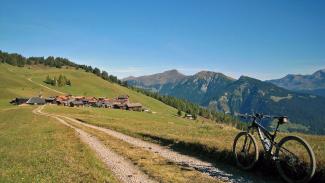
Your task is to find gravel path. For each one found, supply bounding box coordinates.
[33,106,156,183]
[37,106,280,183]
[60,115,245,183]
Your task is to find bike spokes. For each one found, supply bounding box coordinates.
[277,138,314,182]
[234,133,258,169]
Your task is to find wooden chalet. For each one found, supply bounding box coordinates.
[69,100,84,107]
[126,103,142,111]
[26,97,46,105]
[45,97,56,104]
[56,95,69,106]
[113,102,126,109]
[116,95,129,104]
[10,98,29,105]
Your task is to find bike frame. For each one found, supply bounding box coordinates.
[246,117,280,157]
[237,114,316,182]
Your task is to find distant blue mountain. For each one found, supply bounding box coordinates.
[268,69,325,97]
[124,69,325,134]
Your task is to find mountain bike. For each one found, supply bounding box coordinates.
[233,113,316,183]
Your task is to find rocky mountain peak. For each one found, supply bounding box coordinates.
[163,69,182,75]
[312,69,325,78]
[194,71,233,81]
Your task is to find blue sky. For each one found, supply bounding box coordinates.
[1,0,324,79]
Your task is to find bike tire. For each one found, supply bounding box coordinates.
[275,135,316,183]
[233,131,259,170]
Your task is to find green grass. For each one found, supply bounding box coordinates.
[0,64,59,107]
[0,106,118,182]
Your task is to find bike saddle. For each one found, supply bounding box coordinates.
[276,116,288,124]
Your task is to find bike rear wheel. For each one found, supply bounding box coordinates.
[275,136,316,183]
[233,131,259,170]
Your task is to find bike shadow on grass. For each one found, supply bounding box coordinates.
[139,133,324,183]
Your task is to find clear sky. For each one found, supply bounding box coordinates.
[1,0,324,80]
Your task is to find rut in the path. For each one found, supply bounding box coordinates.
[33,106,156,183]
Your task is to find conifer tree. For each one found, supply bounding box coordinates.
[177,110,182,116]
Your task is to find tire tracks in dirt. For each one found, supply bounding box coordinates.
[33,106,156,183]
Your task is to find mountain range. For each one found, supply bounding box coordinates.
[268,69,325,97]
[124,69,325,134]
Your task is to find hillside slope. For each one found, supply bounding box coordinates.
[0,64,182,116]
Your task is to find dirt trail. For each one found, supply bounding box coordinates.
[38,106,281,183]
[33,106,156,183]
[27,78,65,95]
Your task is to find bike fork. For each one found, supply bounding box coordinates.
[241,128,253,152]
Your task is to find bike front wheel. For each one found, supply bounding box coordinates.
[275,135,316,183]
[233,131,259,170]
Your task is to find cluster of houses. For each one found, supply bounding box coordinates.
[10,95,143,111]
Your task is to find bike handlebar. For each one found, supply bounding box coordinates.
[236,113,287,121]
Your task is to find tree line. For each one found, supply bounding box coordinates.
[0,50,123,85]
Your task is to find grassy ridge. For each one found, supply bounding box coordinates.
[0,106,118,182]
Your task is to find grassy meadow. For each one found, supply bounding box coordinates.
[0,106,118,182]
[0,64,120,182]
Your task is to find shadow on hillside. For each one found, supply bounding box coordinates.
[139,133,324,183]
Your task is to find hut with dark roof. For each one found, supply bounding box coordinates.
[26,97,46,105]
[126,103,142,111]
[69,100,84,107]
[10,98,29,105]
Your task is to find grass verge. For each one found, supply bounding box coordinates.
[0,106,118,183]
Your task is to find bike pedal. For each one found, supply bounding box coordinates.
[272,156,279,161]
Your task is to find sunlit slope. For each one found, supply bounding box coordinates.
[0,64,59,107]
[0,63,177,115]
